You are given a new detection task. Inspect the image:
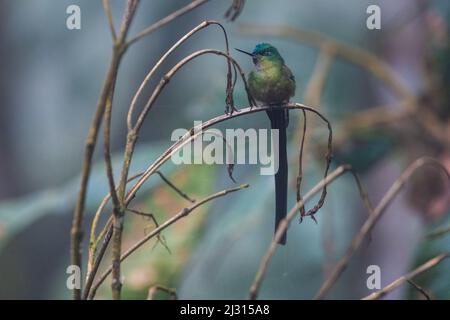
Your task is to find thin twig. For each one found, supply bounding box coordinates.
[343,101,410,130]
[239,24,415,102]
[127,208,171,254]
[71,52,121,300]
[123,47,243,220]
[84,103,330,298]
[87,184,249,299]
[301,109,332,220]
[156,171,196,203]
[362,253,449,300]
[239,24,449,149]
[127,0,211,46]
[81,0,218,301]
[103,76,121,212]
[106,0,141,301]
[110,216,124,300]
[106,52,126,300]
[407,280,431,300]
[315,157,450,299]
[87,167,194,271]
[127,20,233,130]
[70,0,138,300]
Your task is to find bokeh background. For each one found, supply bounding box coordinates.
[0,0,449,299]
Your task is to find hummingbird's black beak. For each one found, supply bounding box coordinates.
[235,48,254,57]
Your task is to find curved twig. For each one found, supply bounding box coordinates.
[102,0,116,41]
[126,103,330,213]
[315,157,450,299]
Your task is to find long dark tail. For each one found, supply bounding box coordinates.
[266,108,288,245]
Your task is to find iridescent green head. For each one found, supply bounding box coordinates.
[236,43,284,66]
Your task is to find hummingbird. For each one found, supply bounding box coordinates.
[236,43,295,245]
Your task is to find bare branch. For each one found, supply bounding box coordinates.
[224,0,246,21]
[239,24,415,102]
[87,172,143,276]
[70,0,139,300]
[304,44,334,107]
[103,79,121,213]
[109,47,244,300]
[125,104,330,216]
[202,131,236,183]
[407,280,431,300]
[296,110,307,217]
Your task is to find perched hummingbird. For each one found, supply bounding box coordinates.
[236,43,295,245]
